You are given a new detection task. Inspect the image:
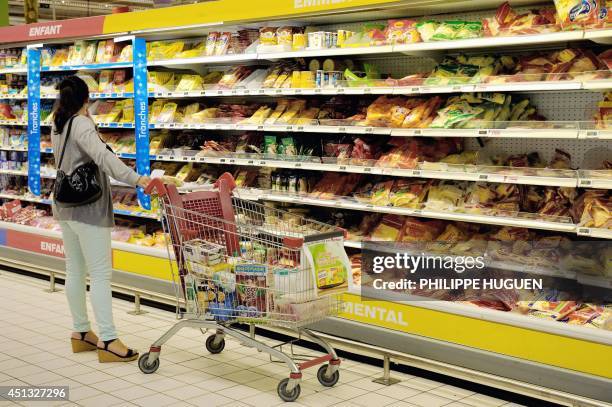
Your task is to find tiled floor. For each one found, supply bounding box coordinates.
[0,271,523,407]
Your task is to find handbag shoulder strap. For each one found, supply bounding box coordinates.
[57,115,76,170]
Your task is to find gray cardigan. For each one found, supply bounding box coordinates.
[51,114,140,227]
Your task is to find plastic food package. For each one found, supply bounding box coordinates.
[205,33,219,56]
[370,214,405,241]
[259,27,278,45]
[214,32,232,56]
[554,0,600,29]
[384,19,420,44]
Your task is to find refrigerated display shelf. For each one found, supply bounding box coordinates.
[38,92,135,99]
[248,190,577,233]
[0,67,26,74]
[0,191,159,220]
[40,62,133,71]
[146,79,611,99]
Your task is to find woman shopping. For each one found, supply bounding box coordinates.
[51,75,151,362]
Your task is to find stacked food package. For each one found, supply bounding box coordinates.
[40,40,132,67]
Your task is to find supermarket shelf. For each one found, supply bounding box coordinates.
[583,28,612,44]
[578,129,612,139]
[0,192,51,205]
[0,190,159,220]
[0,66,27,74]
[148,121,584,139]
[151,152,580,187]
[0,93,27,100]
[96,122,136,129]
[40,92,134,99]
[148,53,258,67]
[251,191,577,233]
[41,62,133,71]
[0,120,27,126]
[0,169,29,177]
[393,30,585,53]
[148,80,610,98]
[576,227,612,239]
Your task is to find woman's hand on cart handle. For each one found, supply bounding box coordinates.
[144,177,167,196]
[137,176,152,189]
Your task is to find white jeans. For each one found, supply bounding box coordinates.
[59,220,117,341]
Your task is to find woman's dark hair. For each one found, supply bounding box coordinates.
[53,75,89,132]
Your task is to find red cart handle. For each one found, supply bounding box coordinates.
[214,172,237,191]
[144,178,168,196]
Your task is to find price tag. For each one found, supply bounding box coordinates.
[338,127,347,133]
[478,130,488,136]
[585,130,599,138]
[183,91,190,96]
[220,158,226,163]
[579,179,592,187]
[412,209,423,215]
[200,91,206,96]
[199,157,206,162]
[338,165,347,171]
[413,129,422,135]
[365,127,374,134]
[286,126,293,131]
[479,174,489,181]
[275,89,283,94]
[294,89,302,94]
[169,156,175,160]
[168,123,176,128]
[257,89,266,95]
[578,228,590,235]
[215,124,223,130]
[365,204,374,209]
[363,167,372,173]
[296,126,304,131]
[217,90,224,95]
[451,85,462,92]
[294,163,302,168]
[247,160,254,164]
[182,156,189,161]
[190,157,196,161]
[257,126,264,131]
[259,161,266,165]
[231,90,238,95]
[229,159,236,164]
[412,170,421,176]
[363,88,372,94]
[314,89,322,94]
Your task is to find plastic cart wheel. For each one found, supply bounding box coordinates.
[205,335,225,354]
[316,364,340,387]
[277,378,301,402]
[138,352,160,374]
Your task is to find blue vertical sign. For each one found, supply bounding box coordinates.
[133,37,150,210]
[27,47,41,196]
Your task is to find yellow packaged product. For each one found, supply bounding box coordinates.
[183,103,201,118]
[295,107,320,124]
[205,33,218,56]
[293,33,307,50]
[51,49,68,66]
[68,41,87,64]
[426,184,465,210]
[176,74,204,91]
[176,164,193,181]
[259,27,278,45]
[291,71,302,88]
[76,73,99,91]
[95,40,110,63]
[118,44,132,62]
[263,68,281,88]
[121,99,134,123]
[300,71,315,88]
[189,108,219,123]
[176,41,205,59]
[264,100,289,124]
[202,71,223,84]
[157,102,178,123]
[84,42,97,64]
[149,100,165,122]
[105,100,124,122]
[277,100,306,124]
[98,70,113,92]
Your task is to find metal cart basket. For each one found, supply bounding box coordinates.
[138,173,347,402]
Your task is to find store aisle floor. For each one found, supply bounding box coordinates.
[0,271,524,407]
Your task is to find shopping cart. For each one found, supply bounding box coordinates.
[139,173,348,402]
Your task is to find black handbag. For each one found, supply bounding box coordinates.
[53,116,103,207]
